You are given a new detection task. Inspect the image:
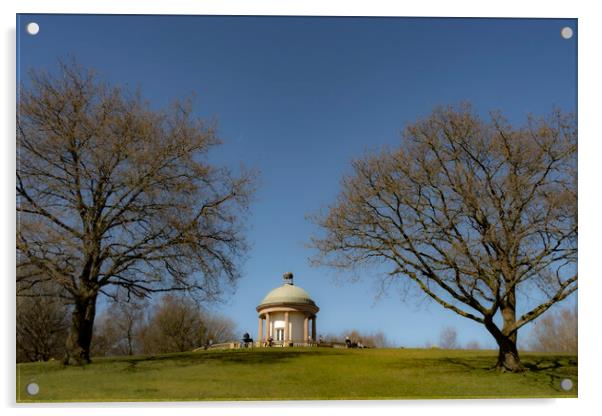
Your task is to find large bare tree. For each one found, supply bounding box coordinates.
[312,104,576,372]
[17,61,255,364]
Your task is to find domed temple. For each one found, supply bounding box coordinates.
[256,272,319,347]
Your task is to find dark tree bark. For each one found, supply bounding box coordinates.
[311,104,577,372]
[64,292,97,365]
[484,315,522,372]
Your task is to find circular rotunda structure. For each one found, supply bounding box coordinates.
[256,272,319,347]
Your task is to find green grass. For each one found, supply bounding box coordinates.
[16,347,577,402]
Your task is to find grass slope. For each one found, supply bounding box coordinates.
[17,347,577,402]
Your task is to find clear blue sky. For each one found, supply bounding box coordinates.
[17,15,577,349]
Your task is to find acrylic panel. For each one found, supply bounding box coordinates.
[16,14,578,402]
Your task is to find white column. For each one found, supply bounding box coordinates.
[265,313,270,341]
[284,311,289,344]
[258,316,263,344]
[304,315,309,343]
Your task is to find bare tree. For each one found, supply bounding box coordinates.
[312,104,577,371]
[92,298,147,357]
[90,315,119,358]
[529,306,577,353]
[17,61,255,364]
[139,294,203,354]
[17,282,70,362]
[369,330,393,348]
[199,313,237,345]
[439,326,459,349]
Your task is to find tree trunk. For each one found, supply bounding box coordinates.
[485,292,525,372]
[494,331,523,372]
[63,293,98,365]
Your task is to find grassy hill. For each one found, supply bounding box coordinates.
[17,347,577,402]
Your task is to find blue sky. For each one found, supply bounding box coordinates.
[17,15,577,349]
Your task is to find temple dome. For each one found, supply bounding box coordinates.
[257,272,317,307]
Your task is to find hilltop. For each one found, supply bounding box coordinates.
[17,347,577,402]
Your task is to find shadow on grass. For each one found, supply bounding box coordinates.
[438,357,494,371]
[389,353,577,377]
[115,348,341,371]
[440,354,576,372]
[522,356,577,372]
[520,355,578,392]
[432,354,577,393]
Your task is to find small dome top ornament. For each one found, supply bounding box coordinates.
[283,272,294,285]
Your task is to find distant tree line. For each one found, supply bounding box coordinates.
[529,306,577,354]
[426,326,480,350]
[17,290,237,362]
[322,329,393,348]
[421,308,577,353]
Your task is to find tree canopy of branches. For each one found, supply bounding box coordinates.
[312,104,577,372]
[17,61,255,364]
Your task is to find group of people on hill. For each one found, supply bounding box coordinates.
[345,336,365,349]
[237,333,366,348]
